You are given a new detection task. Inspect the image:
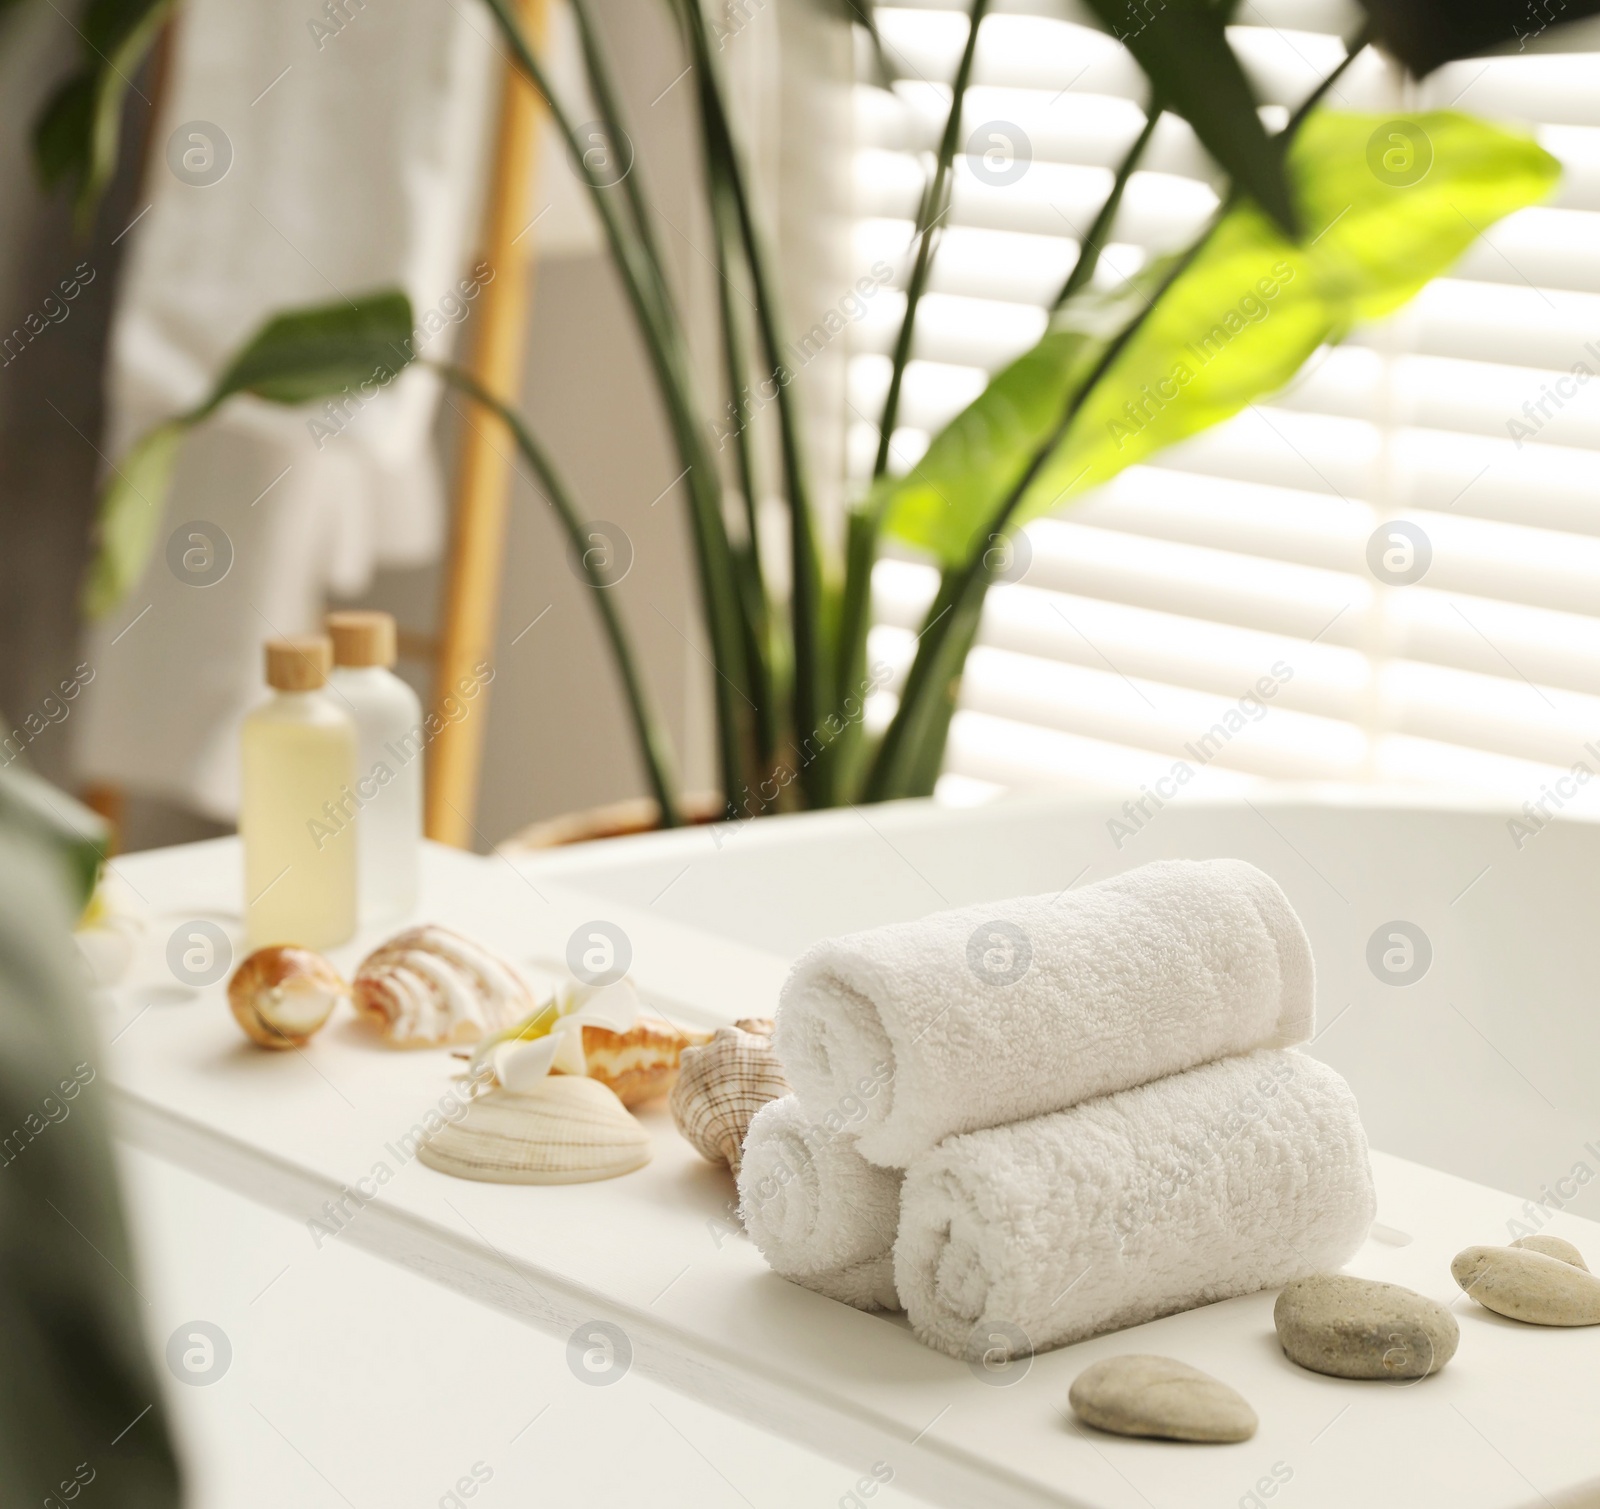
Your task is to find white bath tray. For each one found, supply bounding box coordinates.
[103,837,1600,1509]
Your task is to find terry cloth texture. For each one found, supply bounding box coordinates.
[894,1049,1374,1359]
[738,1094,903,1311]
[774,858,1315,1168]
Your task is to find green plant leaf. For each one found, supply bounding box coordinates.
[1081,0,1296,236]
[81,418,188,619]
[873,264,1160,561]
[0,767,108,914]
[33,71,97,192]
[1357,0,1600,76]
[83,291,417,618]
[883,110,1559,566]
[31,0,175,219]
[204,290,418,410]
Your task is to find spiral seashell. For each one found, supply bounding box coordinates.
[353,924,533,1047]
[669,1018,788,1176]
[418,1076,650,1185]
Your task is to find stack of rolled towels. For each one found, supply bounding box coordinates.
[737,858,1376,1360]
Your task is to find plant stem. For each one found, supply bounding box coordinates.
[829,0,988,797]
[683,0,829,801]
[829,500,883,792]
[848,0,897,88]
[435,363,685,826]
[566,0,678,325]
[480,0,756,809]
[872,0,990,481]
[707,169,779,776]
[480,0,666,346]
[896,572,985,796]
[1052,105,1160,310]
[707,186,763,569]
[1284,22,1373,135]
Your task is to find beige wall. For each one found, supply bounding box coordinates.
[347,0,725,849]
[349,249,715,847]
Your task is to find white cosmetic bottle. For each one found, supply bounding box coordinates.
[241,638,358,949]
[327,611,423,924]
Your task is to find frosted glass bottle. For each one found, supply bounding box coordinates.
[327,611,422,924]
[242,637,358,949]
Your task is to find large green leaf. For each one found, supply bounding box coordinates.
[83,291,417,618]
[204,291,419,410]
[33,72,97,192]
[82,419,187,619]
[871,268,1157,557]
[1082,0,1296,236]
[883,110,1559,566]
[1358,0,1600,77]
[0,770,182,1509]
[32,0,174,218]
[0,767,107,913]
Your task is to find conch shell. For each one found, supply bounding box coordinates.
[470,979,713,1105]
[354,924,532,1047]
[418,1076,650,1185]
[580,1016,715,1105]
[669,1018,788,1176]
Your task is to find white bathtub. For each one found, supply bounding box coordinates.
[518,786,1600,1227]
[107,821,1600,1508]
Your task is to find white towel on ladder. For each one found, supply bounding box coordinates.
[75,0,499,819]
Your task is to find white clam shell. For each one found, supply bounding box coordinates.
[417,1076,650,1185]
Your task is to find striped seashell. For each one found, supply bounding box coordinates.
[418,1076,650,1184]
[353,924,533,1047]
[669,1018,788,1176]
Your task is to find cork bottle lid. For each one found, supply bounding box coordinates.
[327,610,397,668]
[265,637,332,691]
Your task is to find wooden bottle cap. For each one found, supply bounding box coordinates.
[265,637,332,691]
[327,610,397,668]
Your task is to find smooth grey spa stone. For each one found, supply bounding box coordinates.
[1512,1234,1589,1270]
[1453,1244,1600,1326]
[1068,1355,1257,1443]
[1274,1274,1458,1380]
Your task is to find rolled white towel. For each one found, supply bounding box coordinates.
[738,1095,903,1311]
[895,1049,1374,1359]
[775,858,1314,1167]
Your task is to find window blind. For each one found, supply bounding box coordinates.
[850,0,1600,820]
